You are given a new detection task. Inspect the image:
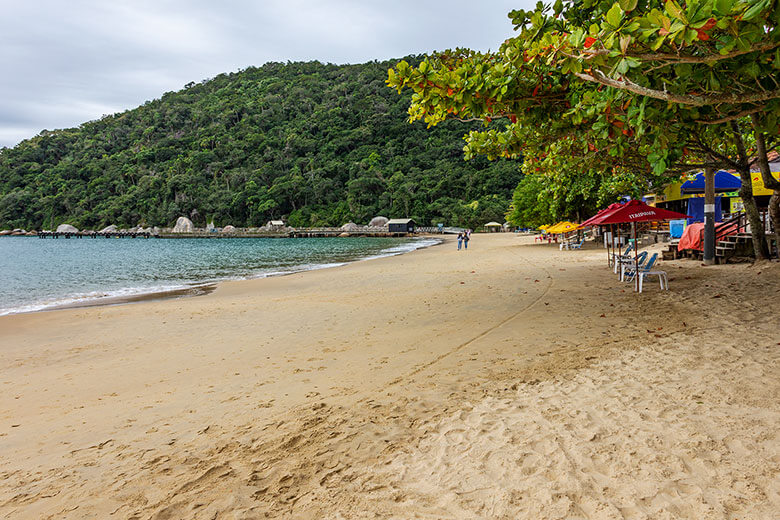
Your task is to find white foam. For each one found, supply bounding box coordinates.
[0,283,194,316]
[0,237,442,316]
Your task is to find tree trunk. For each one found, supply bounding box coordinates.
[732,122,769,260]
[770,193,780,258]
[737,167,770,260]
[750,114,780,257]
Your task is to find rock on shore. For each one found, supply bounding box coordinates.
[369,216,389,227]
[172,217,194,233]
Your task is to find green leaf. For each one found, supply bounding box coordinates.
[618,0,638,12]
[742,0,769,21]
[606,3,624,27]
[650,34,667,50]
[715,0,732,15]
[665,0,688,24]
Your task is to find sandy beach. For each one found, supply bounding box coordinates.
[1,233,778,519]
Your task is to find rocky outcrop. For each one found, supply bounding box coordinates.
[341,222,360,231]
[172,217,194,233]
[56,224,79,233]
[369,216,389,227]
[0,230,11,236]
[100,225,118,233]
[222,225,237,233]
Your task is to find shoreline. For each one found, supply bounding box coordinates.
[0,234,444,317]
[1,234,777,519]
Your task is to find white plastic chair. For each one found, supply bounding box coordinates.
[638,270,669,292]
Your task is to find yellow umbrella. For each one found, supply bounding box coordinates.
[548,221,579,234]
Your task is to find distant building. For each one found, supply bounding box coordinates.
[387,218,415,233]
[269,220,285,227]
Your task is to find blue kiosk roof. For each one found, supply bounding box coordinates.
[680,170,741,194]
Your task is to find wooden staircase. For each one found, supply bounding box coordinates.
[714,232,755,263]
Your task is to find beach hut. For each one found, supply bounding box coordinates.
[484,221,503,232]
[388,218,415,233]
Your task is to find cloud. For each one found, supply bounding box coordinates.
[0,0,528,148]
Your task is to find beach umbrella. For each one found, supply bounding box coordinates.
[581,202,625,266]
[597,200,689,225]
[581,203,622,227]
[597,200,688,290]
[547,221,579,234]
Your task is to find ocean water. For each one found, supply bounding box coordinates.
[0,236,439,315]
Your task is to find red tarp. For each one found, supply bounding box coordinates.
[677,222,738,251]
[598,199,688,224]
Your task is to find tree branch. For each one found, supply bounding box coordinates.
[579,40,780,65]
[573,69,780,107]
[696,107,766,125]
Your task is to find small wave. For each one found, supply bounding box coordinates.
[361,236,442,261]
[0,283,195,316]
[0,237,442,316]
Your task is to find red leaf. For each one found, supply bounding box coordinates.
[510,114,517,124]
[532,85,540,97]
[696,29,710,41]
[701,18,717,31]
[447,88,454,96]
[584,37,597,49]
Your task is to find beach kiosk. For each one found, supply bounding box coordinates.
[388,218,415,233]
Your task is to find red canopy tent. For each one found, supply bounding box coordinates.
[593,200,688,290]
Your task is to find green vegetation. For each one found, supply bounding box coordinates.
[388,0,779,249]
[0,59,521,230]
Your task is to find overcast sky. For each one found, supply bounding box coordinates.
[0,1,534,148]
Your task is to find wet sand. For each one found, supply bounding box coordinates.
[0,234,778,519]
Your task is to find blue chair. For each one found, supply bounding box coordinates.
[623,253,658,282]
[613,242,634,273]
[619,251,647,281]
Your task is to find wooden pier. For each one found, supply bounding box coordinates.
[38,231,153,239]
[35,229,420,239]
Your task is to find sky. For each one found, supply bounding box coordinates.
[0,1,533,148]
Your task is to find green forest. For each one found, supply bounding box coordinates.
[0,59,523,231]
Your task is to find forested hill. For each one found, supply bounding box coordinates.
[0,59,521,230]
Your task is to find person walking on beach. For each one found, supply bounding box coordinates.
[463,232,470,250]
[457,232,463,250]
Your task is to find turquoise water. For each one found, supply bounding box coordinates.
[0,236,438,315]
